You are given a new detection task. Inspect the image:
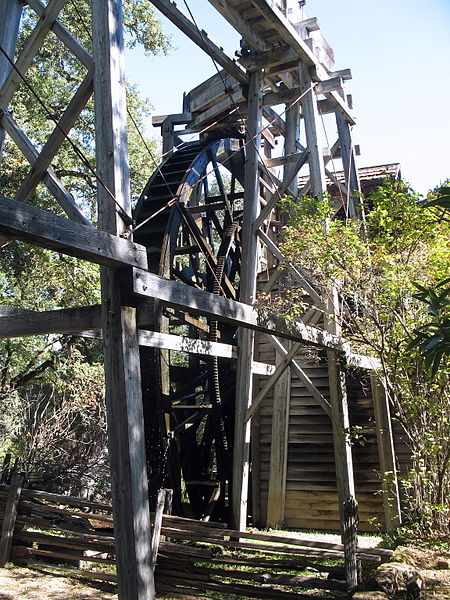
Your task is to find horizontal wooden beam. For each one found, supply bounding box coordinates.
[132,267,344,350]
[0,305,102,338]
[346,352,381,370]
[138,330,275,375]
[152,112,192,127]
[0,304,276,375]
[0,194,148,268]
[239,46,299,71]
[316,77,343,95]
[0,297,380,372]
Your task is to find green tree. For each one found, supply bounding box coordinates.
[271,180,450,534]
[0,1,169,496]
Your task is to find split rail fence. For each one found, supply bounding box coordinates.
[0,476,392,599]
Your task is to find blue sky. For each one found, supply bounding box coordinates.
[126,0,450,195]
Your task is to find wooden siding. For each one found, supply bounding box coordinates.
[253,337,390,532]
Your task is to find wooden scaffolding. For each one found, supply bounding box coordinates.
[0,1,403,598]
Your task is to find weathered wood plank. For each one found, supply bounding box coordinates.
[0,305,101,338]
[0,193,147,268]
[232,68,263,532]
[0,0,22,162]
[133,267,349,351]
[92,1,154,598]
[207,0,270,51]
[0,472,24,566]
[151,489,165,568]
[266,340,291,528]
[371,376,402,530]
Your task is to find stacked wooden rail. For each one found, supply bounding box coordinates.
[0,482,392,598]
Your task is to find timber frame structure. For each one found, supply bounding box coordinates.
[0,1,403,598]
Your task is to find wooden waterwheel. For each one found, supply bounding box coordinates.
[133,137,246,520]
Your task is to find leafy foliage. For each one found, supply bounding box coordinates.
[408,279,450,377]
[272,180,450,534]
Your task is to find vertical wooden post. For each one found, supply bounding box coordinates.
[342,497,360,594]
[266,341,291,528]
[0,0,22,160]
[298,62,326,198]
[335,112,362,219]
[1,454,12,483]
[371,376,402,530]
[325,290,356,519]
[300,63,357,553]
[92,1,154,598]
[151,489,166,568]
[284,102,300,197]
[0,472,24,566]
[232,68,263,531]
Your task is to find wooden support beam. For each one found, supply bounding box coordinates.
[266,340,292,528]
[92,1,154,598]
[268,335,331,416]
[0,193,147,268]
[239,46,298,71]
[299,57,357,555]
[132,267,349,351]
[138,330,275,375]
[299,63,326,198]
[255,228,324,307]
[316,76,343,95]
[151,489,165,568]
[284,94,300,196]
[151,112,191,127]
[151,0,248,84]
[27,0,93,68]
[245,341,301,422]
[207,0,270,52]
[253,150,308,229]
[15,70,94,211]
[261,153,301,169]
[371,376,402,531]
[233,69,263,531]
[1,112,91,224]
[0,305,102,338]
[0,0,22,160]
[0,307,275,375]
[0,472,25,566]
[0,0,67,109]
[335,111,363,220]
[247,0,317,66]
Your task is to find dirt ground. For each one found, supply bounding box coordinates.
[0,566,118,600]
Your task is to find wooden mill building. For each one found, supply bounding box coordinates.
[0,0,406,598]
